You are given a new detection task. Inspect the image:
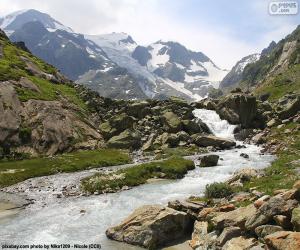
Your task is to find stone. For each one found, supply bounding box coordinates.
[197,207,215,221]
[182,120,201,135]
[216,93,261,128]
[265,231,300,250]
[255,225,283,239]
[227,168,259,185]
[252,132,266,144]
[222,236,258,250]
[291,206,300,232]
[218,226,241,246]
[240,153,249,159]
[161,111,182,133]
[273,215,293,230]
[245,196,298,231]
[254,195,271,208]
[168,200,204,219]
[189,221,217,250]
[219,204,235,212]
[212,204,256,230]
[278,96,300,120]
[199,154,219,167]
[107,129,141,149]
[267,118,280,127]
[105,205,193,249]
[193,134,236,149]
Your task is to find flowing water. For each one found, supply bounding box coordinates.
[0,109,275,249]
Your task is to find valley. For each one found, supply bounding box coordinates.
[0,5,299,250]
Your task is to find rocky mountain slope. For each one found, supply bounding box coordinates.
[0,29,104,157]
[241,26,300,100]
[1,9,228,100]
[220,53,260,90]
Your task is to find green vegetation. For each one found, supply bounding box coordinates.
[0,36,88,111]
[81,157,195,193]
[205,182,234,199]
[254,64,300,101]
[154,146,207,160]
[18,127,32,143]
[0,149,131,188]
[16,76,88,111]
[240,122,300,195]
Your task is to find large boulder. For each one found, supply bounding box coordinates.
[216,93,263,128]
[106,205,193,249]
[199,155,219,167]
[212,204,256,230]
[182,120,201,135]
[192,134,236,149]
[107,129,141,149]
[245,196,298,231]
[161,111,182,133]
[278,95,300,120]
[265,231,300,250]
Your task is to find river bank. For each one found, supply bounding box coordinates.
[0,109,275,249]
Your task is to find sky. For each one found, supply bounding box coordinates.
[0,0,299,69]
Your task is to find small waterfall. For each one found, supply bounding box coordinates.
[193,109,237,140]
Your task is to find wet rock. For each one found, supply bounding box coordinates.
[106,205,193,249]
[199,155,219,167]
[240,153,249,159]
[265,231,300,250]
[193,135,236,149]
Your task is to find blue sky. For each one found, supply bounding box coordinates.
[0,0,299,68]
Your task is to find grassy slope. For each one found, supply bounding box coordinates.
[0,35,88,111]
[241,122,300,195]
[81,157,195,193]
[254,64,300,102]
[0,149,131,188]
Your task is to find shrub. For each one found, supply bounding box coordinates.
[205,182,233,199]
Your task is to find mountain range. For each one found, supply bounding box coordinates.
[0,9,229,100]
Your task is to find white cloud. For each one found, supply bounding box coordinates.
[0,0,298,69]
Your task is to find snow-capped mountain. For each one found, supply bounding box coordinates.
[133,41,228,98]
[220,53,260,89]
[0,9,73,35]
[1,9,228,100]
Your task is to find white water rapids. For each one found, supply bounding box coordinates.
[0,109,275,249]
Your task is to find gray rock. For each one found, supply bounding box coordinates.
[199,154,219,167]
[255,225,283,239]
[218,226,241,246]
[106,205,193,249]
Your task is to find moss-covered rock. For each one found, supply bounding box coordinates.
[161,111,182,133]
[107,129,141,149]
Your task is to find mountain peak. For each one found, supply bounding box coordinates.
[0,9,73,34]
